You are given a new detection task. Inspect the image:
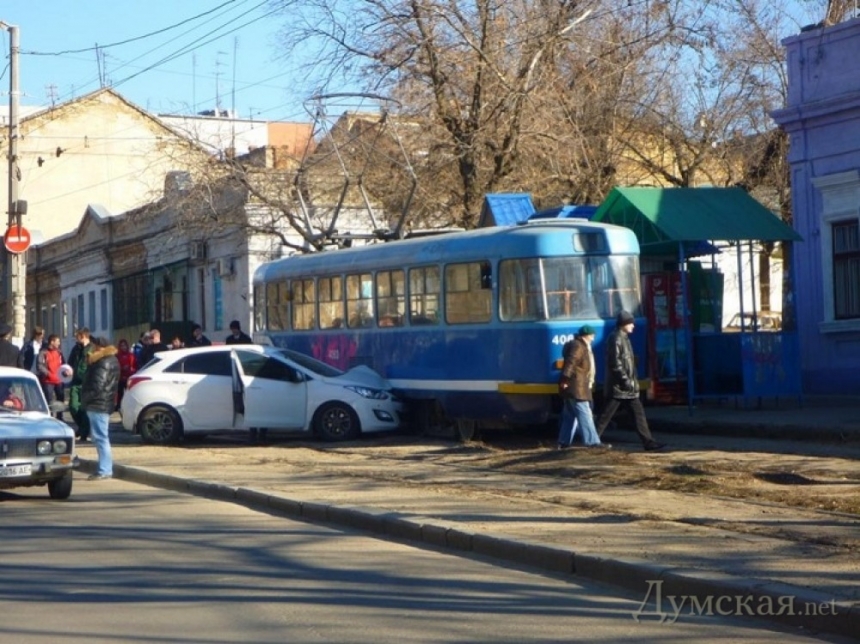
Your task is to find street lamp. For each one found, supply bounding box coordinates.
[0,21,25,341]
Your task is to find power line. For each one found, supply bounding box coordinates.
[21,0,242,57]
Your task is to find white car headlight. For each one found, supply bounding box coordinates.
[53,440,69,454]
[37,440,53,455]
[345,385,389,400]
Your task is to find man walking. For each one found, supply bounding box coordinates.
[558,325,607,449]
[596,310,666,452]
[81,337,120,480]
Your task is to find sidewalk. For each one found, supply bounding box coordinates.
[646,394,860,440]
[76,398,860,640]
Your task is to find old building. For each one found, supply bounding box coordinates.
[772,17,860,394]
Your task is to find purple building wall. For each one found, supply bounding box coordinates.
[772,18,860,394]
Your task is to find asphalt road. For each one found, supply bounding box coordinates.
[1,474,850,644]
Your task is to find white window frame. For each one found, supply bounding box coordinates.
[812,170,860,333]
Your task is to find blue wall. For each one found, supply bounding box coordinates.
[772,18,860,394]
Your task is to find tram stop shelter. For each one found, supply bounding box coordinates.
[593,186,804,408]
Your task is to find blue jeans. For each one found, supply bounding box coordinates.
[86,410,113,476]
[573,400,601,446]
[557,400,578,446]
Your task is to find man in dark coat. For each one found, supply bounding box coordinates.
[595,310,666,452]
[225,320,253,345]
[81,337,120,480]
[0,322,19,367]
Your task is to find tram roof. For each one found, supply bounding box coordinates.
[256,220,639,281]
[593,186,802,256]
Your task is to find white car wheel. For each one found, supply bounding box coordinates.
[138,405,183,445]
[314,402,360,442]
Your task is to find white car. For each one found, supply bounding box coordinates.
[0,367,77,499]
[121,345,403,444]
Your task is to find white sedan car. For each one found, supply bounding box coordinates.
[0,367,77,499]
[121,345,403,444]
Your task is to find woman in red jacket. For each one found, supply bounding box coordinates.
[116,338,137,411]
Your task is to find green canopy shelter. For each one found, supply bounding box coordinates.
[593,186,803,408]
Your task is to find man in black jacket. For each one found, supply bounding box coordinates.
[595,310,666,452]
[225,320,253,345]
[0,322,19,367]
[81,337,120,480]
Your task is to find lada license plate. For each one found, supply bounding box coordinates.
[0,463,32,477]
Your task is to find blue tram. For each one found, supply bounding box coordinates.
[252,219,645,436]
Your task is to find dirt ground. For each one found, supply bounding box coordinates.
[108,425,860,550]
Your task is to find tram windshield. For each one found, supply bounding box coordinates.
[499,255,640,321]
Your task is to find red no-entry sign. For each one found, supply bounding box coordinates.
[4,225,31,254]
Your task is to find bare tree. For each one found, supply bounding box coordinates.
[272,0,608,227]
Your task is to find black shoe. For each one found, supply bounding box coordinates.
[644,441,667,452]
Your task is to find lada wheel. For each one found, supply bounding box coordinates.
[138,405,183,445]
[314,402,360,442]
[48,471,73,500]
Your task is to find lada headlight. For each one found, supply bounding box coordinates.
[37,439,68,455]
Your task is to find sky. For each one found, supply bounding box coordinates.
[0,0,321,123]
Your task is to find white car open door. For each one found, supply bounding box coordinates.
[230,350,245,427]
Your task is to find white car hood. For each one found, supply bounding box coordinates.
[322,365,391,390]
[0,413,75,438]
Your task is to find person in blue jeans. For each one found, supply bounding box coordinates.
[557,325,608,450]
[81,336,120,480]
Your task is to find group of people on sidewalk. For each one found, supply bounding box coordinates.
[557,310,666,452]
[0,319,253,479]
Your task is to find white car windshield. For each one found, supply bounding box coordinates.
[276,349,344,378]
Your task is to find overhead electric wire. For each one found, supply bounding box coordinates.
[21,0,243,57]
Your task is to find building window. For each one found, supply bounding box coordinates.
[100,288,108,331]
[88,291,96,330]
[833,220,860,320]
[113,273,151,329]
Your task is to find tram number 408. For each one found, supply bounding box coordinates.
[552,334,578,345]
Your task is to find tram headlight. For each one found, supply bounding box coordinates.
[345,386,389,400]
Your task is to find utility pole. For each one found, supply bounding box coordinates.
[1,21,26,341]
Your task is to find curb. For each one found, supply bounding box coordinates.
[85,460,858,639]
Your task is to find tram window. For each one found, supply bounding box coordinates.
[254,284,265,332]
[292,278,316,331]
[318,276,345,329]
[346,273,374,328]
[542,257,597,320]
[445,262,491,324]
[499,259,542,321]
[266,280,290,331]
[376,270,405,327]
[409,266,440,325]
